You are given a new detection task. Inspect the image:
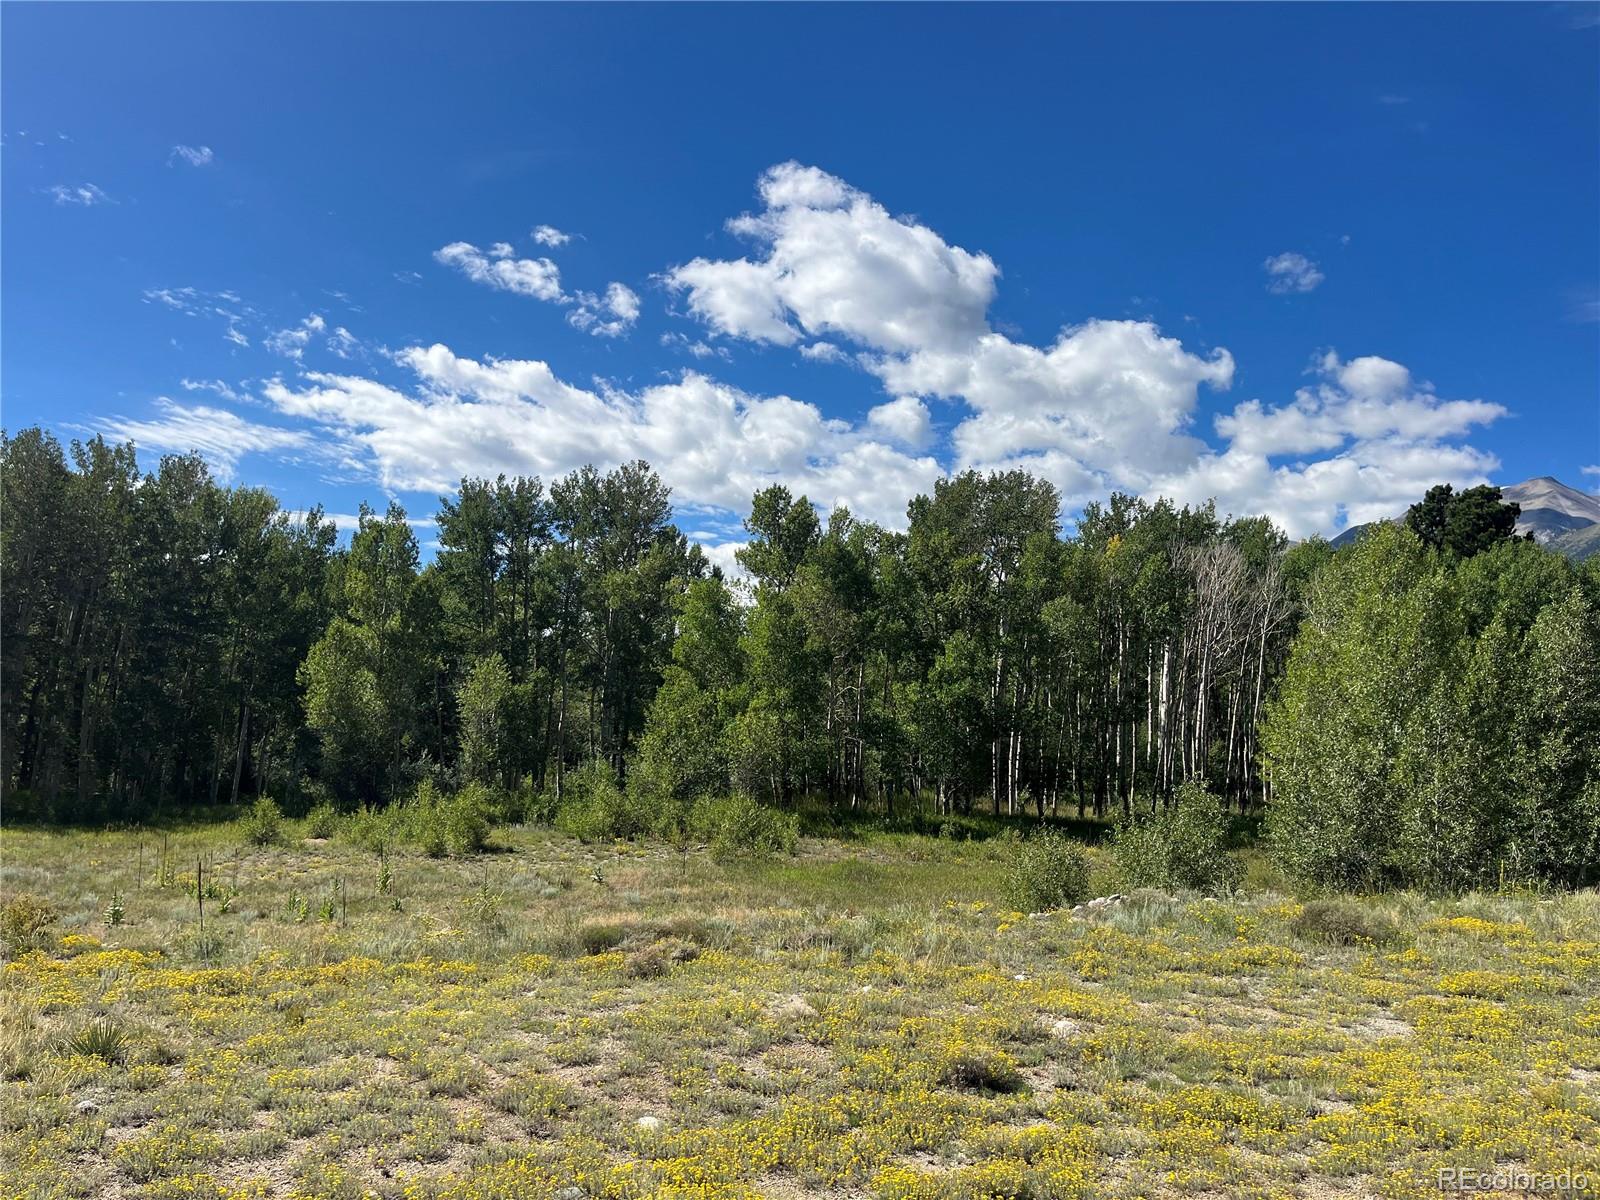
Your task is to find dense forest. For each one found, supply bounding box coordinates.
[5,426,1598,889]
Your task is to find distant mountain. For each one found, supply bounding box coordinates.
[1327,476,1600,559]
[1500,477,1600,544]
[1328,520,1382,549]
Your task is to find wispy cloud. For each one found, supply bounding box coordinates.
[266,314,327,361]
[46,183,113,206]
[532,224,572,247]
[169,144,214,167]
[180,378,249,404]
[568,282,640,338]
[96,398,310,479]
[1263,252,1325,294]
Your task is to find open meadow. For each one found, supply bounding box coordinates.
[4,815,1598,1200]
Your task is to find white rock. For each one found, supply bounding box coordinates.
[1012,973,1029,982]
[555,1188,585,1200]
[635,1115,663,1133]
[1049,1018,1079,1038]
[75,1099,100,1115]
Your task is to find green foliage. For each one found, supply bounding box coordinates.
[345,804,403,855]
[103,892,125,927]
[556,761,652,842]
[441,783,494,855]
[1107,820,1169,891]
[303,803,340,840]
[1405,483,1522,559]
[1266,523,1600,892]
[407,780,494,858]
[577,921,628,955]
[457,652,513,787]
[695,793,800,860]
[1112,782,1241,894]
[239,797,285,847]
[1002,829,1091,913]
[0,894,55,958]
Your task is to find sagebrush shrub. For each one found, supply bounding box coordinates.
[938,1048,1024,1093]
[1291,898,1405,947]
[1003,829,1091,913]
[0,894,55,958]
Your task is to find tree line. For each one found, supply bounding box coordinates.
[5,427,1596,889]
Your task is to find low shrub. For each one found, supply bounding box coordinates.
[556,762,652,842]
[405,780,493,857]
[1107,820,1169,890]
[303,803,340,840]
[623,937,700,978]
[0,894,55,958]
[441,783,494,855]
[514,775,558,826]
[695,793,799,860]
[1003,829,1091,913]
[239,796,285,847]
[1291,898,1405,948]
[1111,781,1242,894]
[345,804,403,855]
[577,921,629,956]
[938,1048,1024,1093]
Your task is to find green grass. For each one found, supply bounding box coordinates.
[2,814,1598,1200]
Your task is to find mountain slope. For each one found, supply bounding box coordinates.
[1500,477,1600,544]
[1551,523,1600,563]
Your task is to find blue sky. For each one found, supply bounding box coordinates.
[4,3,1597,557]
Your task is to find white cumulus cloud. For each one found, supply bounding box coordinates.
[434,241,564,301]
[259,343,941,528]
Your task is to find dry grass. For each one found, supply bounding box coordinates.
[2,818,1597,1200]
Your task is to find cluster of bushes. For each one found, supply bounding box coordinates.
[235,764,797,862]
[239,782,495,859]
[554,763,796,859]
